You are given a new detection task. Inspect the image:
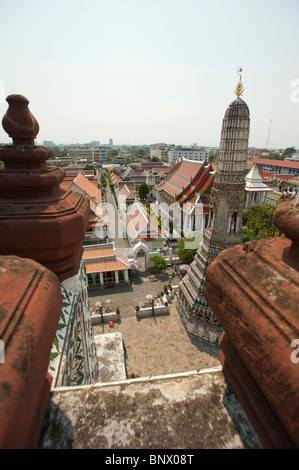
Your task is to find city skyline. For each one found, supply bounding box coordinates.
[0,0,299,149]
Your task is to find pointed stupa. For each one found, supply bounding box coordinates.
[177,70,250,343]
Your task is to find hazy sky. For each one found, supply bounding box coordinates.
[0,0,298,149]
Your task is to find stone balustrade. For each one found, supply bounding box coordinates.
[205,200,299,448]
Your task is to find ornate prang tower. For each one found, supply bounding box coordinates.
[177,68,250,343]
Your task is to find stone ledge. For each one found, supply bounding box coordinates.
[94,333,127,383]
[91,312,121,325]
[39,369,262,449]
[136,304,170,319]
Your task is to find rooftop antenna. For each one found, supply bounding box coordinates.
[266,118,272,149]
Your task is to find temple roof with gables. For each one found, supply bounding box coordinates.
[156,158,215,212]
[125,202,165,243]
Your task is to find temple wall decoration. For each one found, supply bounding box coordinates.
[48,261,98,388]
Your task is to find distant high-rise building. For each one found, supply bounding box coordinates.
[109,139,113,146]
[43,140,54,147]
[89,140,100,147]
[68,146,107,163]
[99,146,108,163]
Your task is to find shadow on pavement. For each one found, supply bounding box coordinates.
[188,334,220,360]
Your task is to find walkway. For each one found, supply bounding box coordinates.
[89,268,220,378]
[105,183,129,249]
[92,180,220,379]
[88,268,176,318]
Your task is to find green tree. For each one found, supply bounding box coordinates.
[50,146,68,159]
[136,183,150,202]
[100,173,107,188]
[150,255,167,272]
[131,148,147,157]
[243,204,284,239]
[260,153,285,160]
[283,146,296,156]
[83,164,95,173]
[151,156,160,162]
[177,237,198,265]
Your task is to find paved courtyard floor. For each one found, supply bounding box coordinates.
[90,268,220,378]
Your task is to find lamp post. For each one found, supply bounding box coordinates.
[146,294,154,316]
[95,300,104,323]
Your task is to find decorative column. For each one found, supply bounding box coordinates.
[0,94,98,389]
[177,69,250,343]
[0,95,90,281]
[205,200,299,448]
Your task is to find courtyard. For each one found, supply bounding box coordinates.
[88,267,221,379]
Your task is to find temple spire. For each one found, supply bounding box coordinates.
[234,67,244,98]
[177,88,250,343]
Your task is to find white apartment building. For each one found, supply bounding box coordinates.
[285,153,299,161]
[168,147,209,165]
[68,147,107,163]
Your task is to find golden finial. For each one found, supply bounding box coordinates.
[235,67,244,98]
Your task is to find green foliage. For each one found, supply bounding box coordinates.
[137,182,150,202]
[260,153,285,160]
[50,146,68,159]
[100,173,107,188]
[150,255,168,272]
[243,204,284,239]
[131,148,147,157]
[83,164,95,173]
[151,156,160,162]
[283,146,296,156]
[242,228,257,242]
[177,237,198,265]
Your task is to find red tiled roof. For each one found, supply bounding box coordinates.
[83,245,114,259]
[250,158,299,169]
[141,162,165,168]
[85,258,129,273]
[152,167,172,173]
[71,173,102,204]
[177,162,215,203]
[260,172,295,181]
[110,172,122,183]
[159,160,212,199]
